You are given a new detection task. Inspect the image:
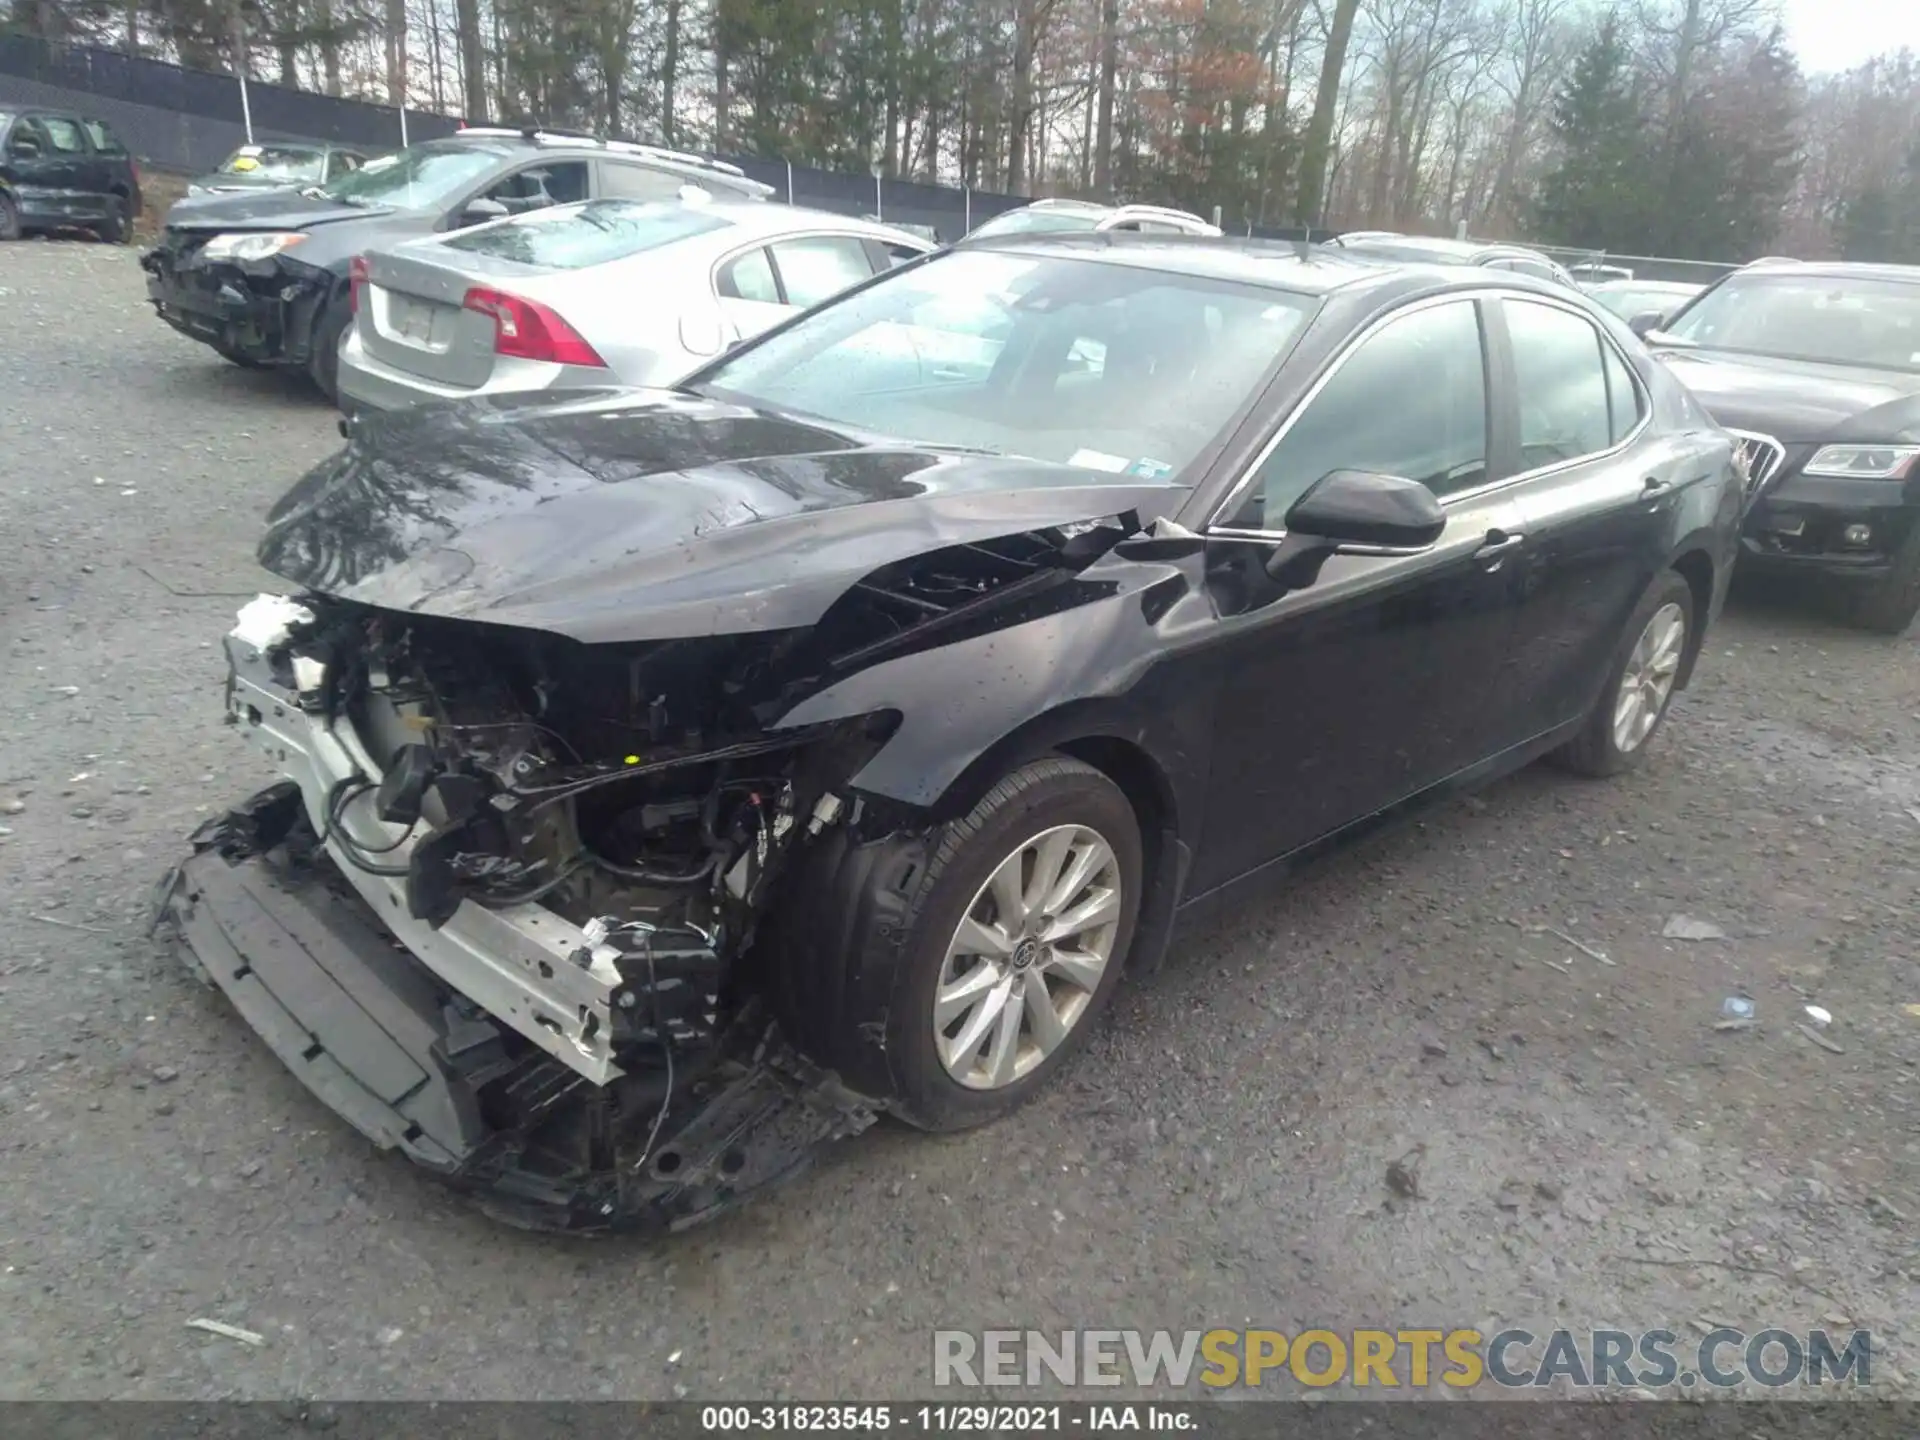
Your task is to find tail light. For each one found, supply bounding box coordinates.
[349,254,369,314]
[461,286,605,366]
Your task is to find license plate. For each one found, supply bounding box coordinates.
[391,296,448,345]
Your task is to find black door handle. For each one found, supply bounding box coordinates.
[1642,476,1675,499]
[1473,530,1525,566]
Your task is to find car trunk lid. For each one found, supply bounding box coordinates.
[357,246,546,389]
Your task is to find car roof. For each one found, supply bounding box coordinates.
[1335,233,1557,264]
[1727,260,1920,285]
[623,198,932,247]
[441,126,764,187]
[960,231,1467,298]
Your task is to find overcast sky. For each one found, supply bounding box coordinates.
[1779,0,1920,75]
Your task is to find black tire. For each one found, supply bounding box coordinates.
[0,192,20,241]
[94,196,130,244]
[777,757,1144,1133]
[1842,527,1920,635]
[1551,569,1696,778]
[307,295,351,402]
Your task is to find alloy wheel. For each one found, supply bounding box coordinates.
[1612,601,1686,753]
[934,823,1123,1090]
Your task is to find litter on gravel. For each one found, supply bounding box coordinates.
[1720,996,1756,1020]
[1664,915,1729,941]
[186,1318,265,1347]
[1796,1023,1846,1055]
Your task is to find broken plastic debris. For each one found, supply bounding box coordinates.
[1720,996,1755,1020]
[186,1318,266,1347]
[232,593,315,653]
[1804,1004,1832,1027]
[1663,914,1728,942]
[1903,1004,1920,1020]
[1797,1023,1845,1055]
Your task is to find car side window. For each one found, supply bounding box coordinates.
[482,160,588,213]
[1221,299,1488,530]
[41,116,88,153]
[717,246,781,303]
[9,116,52,155]
[769,235,876,308]
[1504,298,1615,468]
[600,162,704,201]
[1603,342,1644,445]
[81,119,126,155]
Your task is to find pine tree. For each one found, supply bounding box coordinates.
[1531,16,1653,253]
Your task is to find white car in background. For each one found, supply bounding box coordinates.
[965,198,1222,240]
[336,198,936,412]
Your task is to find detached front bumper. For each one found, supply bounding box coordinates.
[156,802,876,1231]
[1740,470,1918,582]
[139,246,329,366]
[155,601,879,1231]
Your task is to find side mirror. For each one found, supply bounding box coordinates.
[460,196,508,226]
[1263,469,1444,586]
[1628,310,1665,338]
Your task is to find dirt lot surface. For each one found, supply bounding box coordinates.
[2,239,1917,1403]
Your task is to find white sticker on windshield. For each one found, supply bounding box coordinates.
[360,154,400,172]
[1069,448,1130,473]
[235,144,263,156]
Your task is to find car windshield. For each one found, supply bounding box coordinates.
[320,141,509,209]
[969,207,1105,239]
[218,144,327,182]
[692,248,1316,477]
[440,199,734,269]
[1661,274,1920,372]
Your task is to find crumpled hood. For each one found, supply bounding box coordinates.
[1652,347,1920,443]
[258,388,1186,643]
[166,187,395,231]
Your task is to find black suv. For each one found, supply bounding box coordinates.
[0,105,143,243]
[1632,260,1920,634]
[139,126,772,400]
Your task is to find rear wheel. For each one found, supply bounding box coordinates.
[1842,527,1920,635]
[94,196,130,244]
[1551,570,1695,777]
[0,193,20,241]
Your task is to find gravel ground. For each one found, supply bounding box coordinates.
[2,239,1918,1403]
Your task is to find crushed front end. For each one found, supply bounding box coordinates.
[154,593,895,1232]
[140,228,333,367]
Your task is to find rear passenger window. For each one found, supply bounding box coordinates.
[41,116,87,152]
[601,163,705,202]
[1603,344,1643,444]
[1504,299,1614,468]
[770,236,875,308]
[717,247,780,303]
[82,119,125,155]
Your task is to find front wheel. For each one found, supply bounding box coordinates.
[1843,527,1920,635]
[306,296,351,402]
[1551,570,1695,777]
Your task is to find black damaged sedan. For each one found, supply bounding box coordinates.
[158,237,1743,1232]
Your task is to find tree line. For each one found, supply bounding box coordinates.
[8,0,1920,262]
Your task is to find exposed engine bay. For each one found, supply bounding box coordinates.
[156,510,1167,1231]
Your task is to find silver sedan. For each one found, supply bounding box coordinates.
[336,198,937,412]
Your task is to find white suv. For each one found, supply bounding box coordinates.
[966,198,1222,240]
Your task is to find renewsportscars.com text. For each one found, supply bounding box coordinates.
[932,1327,1875,1390]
